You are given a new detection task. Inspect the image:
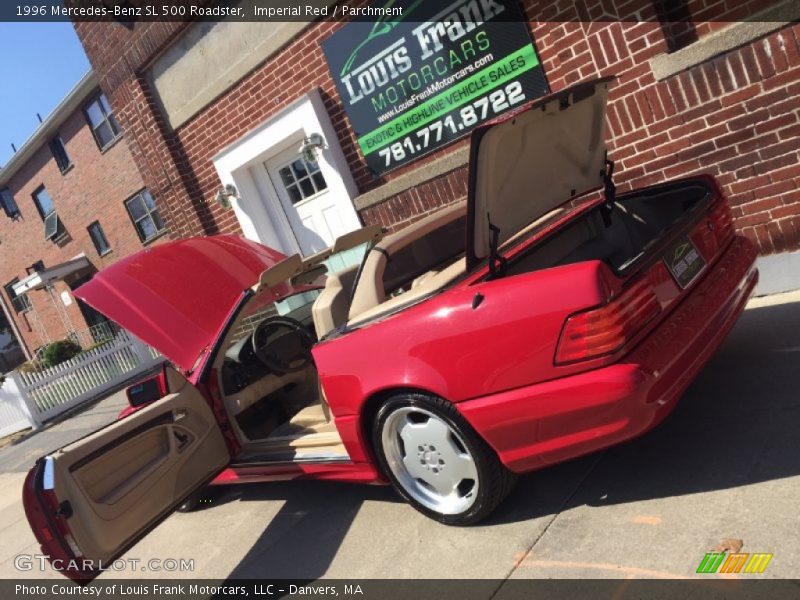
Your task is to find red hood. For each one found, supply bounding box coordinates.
[75,235,289,372]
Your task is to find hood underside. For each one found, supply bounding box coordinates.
[467,77,613,269]
[75,236,289,372]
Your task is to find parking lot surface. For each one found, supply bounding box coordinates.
[1,292,798,582]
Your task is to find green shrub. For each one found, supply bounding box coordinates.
[42,340,82,367]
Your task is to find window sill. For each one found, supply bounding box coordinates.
[59,164,74,176]
[98,249,113,258]
[141,230,168,246]
[649,0,799,80]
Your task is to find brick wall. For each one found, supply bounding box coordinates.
[0,101,151,354]
[531,17,800,255]
[73,5,800,255]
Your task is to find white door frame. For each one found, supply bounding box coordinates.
[211,88,361,254]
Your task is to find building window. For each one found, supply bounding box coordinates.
[125,190,166,243]
[4,278,31,313]
[88,221,112,256]
[0,188,20,218]
[32,185,55,220]
[49,136,72,173]
[26,261,45,275]
[276,157,328,204]
[84,92,121,150]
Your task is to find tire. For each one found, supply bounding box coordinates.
[372,392,516,525]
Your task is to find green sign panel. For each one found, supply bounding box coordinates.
[322,0,549,175]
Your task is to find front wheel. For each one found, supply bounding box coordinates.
[372,393,516,525]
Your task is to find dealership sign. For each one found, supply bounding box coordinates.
[322,0,549,175]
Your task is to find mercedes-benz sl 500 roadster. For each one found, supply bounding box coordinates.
[23,78,757,580]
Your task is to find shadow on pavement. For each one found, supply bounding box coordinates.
[211,481,398,579]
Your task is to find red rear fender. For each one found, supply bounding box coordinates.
[315,260,618,417]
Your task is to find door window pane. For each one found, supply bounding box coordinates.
[274,157,327,205]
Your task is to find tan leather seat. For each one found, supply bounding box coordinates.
[349,201,467,320]
[311,264,359,338]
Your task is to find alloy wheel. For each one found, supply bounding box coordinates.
[380,407,479,515]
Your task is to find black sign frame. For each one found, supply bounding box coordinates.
[322,0,550,175]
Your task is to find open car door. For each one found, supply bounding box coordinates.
[22,367,230,582]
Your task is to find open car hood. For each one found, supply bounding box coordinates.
[74,236,289,372]
[466,77,613,270]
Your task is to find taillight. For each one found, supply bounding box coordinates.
[709,199,734,245]
[555,279,661,365]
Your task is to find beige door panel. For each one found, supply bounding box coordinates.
[48,372,228,564]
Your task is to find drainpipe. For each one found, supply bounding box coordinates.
[0,294,32,361]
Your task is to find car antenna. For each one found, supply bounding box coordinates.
[600,154,616,228]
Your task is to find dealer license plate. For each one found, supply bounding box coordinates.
[664,237,706,288]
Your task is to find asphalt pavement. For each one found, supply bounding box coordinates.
[1,291,798,584]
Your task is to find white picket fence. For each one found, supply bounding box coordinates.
[0,329,164,436]
[0,375,34,438]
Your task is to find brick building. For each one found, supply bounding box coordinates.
[0,71,168,365]
[68,1,800,292]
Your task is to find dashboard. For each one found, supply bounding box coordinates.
[220,299,319,395]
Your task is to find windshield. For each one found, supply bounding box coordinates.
[229,289,322,346]
[226,240,372,346]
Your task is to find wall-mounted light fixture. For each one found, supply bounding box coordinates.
[215,183,238,210]
[298,133,326,164]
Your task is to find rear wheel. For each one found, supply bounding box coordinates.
[372,393,516,525]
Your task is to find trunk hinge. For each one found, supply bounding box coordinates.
[601,158,616,227]
[488,222,507,279]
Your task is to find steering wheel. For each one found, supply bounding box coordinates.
[251,316,314,375]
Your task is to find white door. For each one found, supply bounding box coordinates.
[265,146,360,257]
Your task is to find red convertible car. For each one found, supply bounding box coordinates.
[23,78,758,580]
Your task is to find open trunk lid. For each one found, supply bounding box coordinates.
[466,77,614,271]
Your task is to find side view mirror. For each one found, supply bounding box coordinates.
[126,374,165,407]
